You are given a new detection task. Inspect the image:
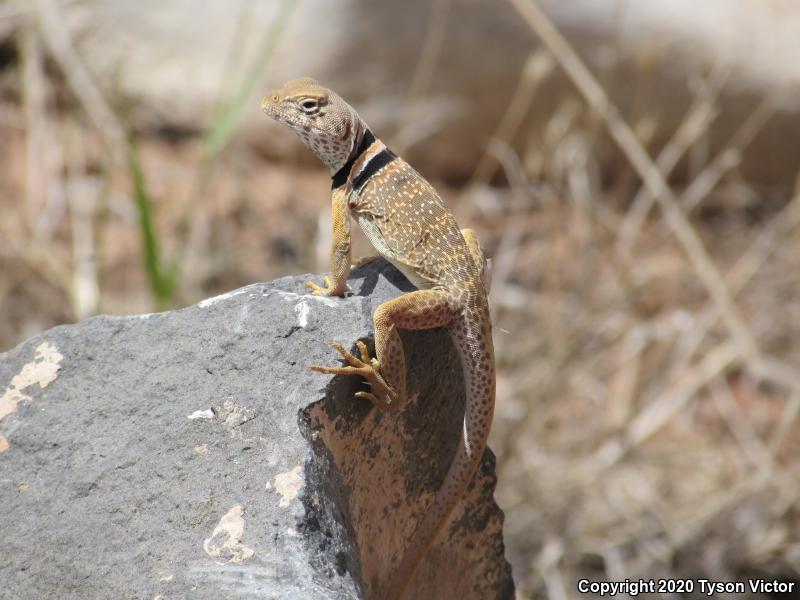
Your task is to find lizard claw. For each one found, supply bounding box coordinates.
[354,340,374,366]
[306,276,347,297]
[313,341,378,375]
[354,391,381,405]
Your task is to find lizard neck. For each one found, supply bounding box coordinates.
[331,127,398,194]
[330,120,374,186]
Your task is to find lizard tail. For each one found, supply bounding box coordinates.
[380,308,495,600]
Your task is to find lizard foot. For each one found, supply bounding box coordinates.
[351,254,381,269]
[306,276,347,297]
[310,341,401,412]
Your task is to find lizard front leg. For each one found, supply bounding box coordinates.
[310,289,459,413]
[307,188,351,297]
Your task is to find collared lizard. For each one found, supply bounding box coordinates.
[262,77,495,600]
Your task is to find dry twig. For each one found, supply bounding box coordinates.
[506,0,768,369]
[33,0,125,157]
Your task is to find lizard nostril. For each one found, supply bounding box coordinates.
[262,94,279,108]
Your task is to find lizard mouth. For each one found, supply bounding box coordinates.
[260,96,305,132]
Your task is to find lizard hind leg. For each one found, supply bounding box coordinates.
[309,288,459,413]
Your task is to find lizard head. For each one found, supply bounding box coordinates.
[262,77,360,171]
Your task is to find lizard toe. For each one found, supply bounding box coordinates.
[355,340,372,364]
[328,342,368,367]
[310,364,370,377]
[305,280,326,295]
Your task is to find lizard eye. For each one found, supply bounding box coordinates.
[299,98,319,113]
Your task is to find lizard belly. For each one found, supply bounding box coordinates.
[355,213,435,290]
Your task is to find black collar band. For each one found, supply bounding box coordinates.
[331,128,375,190]
[352,148,397,193]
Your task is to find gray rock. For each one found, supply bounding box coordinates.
[0,260,514,600]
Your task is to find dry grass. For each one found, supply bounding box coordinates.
[484,3,800,597]
[1,2,800,599]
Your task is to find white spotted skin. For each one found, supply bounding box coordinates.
[262,78,495,600]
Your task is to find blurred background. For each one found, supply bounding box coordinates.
[1,0,799,597]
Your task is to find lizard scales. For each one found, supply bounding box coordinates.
[262,78,496,600]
